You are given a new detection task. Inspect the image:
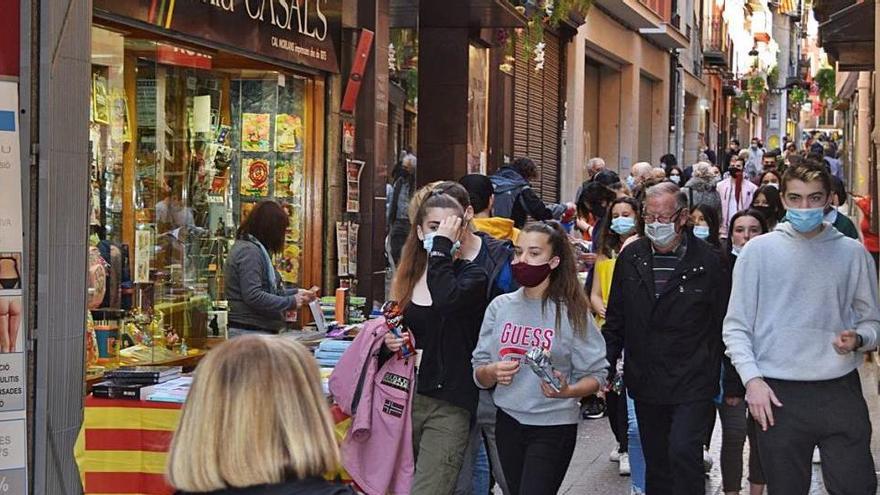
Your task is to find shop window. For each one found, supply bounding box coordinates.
[87,25,313,370]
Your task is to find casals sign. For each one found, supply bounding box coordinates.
[93,0,341,73]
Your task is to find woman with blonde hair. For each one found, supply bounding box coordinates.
[167,335,353,495]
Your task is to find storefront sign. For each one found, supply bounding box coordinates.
[0,81,28,495]
[93,0,341,73]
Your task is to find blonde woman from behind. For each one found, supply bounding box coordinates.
[167,335,354,495]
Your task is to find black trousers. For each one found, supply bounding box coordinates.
[635,399,714,495]
[757,370,876,495]
[606,387,629,452]
[495,409,577,495]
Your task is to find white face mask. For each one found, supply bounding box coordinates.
[670,175,681,185]
[645,221,678,248]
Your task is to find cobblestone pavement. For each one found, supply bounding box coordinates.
[558,362,880,494]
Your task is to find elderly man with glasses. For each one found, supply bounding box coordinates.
[603,182,730,495]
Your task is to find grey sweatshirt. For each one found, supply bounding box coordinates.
[224,240,296,332]
[472,289,608,426]
[723,222,880,385]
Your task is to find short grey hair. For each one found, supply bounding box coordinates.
[402,153,417,169]
[646,182,688,211]
[587,157,606,171]
[692,162,713,179]
[631,162,653,178]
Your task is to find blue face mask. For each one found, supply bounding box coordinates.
[626,175,636,189]
[693,225,710,240]
[423,232,461,256]
[785,207,825,233]
[610,216,636,235]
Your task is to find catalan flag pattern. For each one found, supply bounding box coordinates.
[74,397,355,494]
[74,397,181,495]
[778,0,797,14]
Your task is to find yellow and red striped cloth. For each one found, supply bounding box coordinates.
[75,397,355,495]
[74,397,181,495]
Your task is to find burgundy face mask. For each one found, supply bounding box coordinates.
[511,262,553,287]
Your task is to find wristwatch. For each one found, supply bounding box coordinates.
[856,333,864,350]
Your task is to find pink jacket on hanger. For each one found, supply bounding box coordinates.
[328,318,416,495]
[717,178,758,237]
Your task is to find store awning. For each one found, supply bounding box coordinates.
[837,71,860,101]
[816,0,874,71]
[390,0,527,28]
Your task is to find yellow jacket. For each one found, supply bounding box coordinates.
[473,217,520,242]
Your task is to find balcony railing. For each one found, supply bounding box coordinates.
[702,13,730,69]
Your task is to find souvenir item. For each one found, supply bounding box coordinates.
[523,347,561,392]
[382,300,416,359]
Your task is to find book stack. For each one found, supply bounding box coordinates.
[92,366,183,400]
[314,339,352,368]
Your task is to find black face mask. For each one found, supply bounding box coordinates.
[753,205,773,220]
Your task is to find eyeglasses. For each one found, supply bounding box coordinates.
[642,207,683,224]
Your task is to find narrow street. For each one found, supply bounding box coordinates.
[560,363,880,494]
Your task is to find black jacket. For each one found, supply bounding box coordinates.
[603,233,729,405]
[491,167,563,228]
[473,231,518,300]
[405,236,488,413]
[176,478,355,495]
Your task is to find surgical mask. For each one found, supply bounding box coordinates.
[645,221,678,248]
[765,182,779,189]
[610,216,636,235]
[693,225,710,240]
[785,207,825,233]
[731,245,743,256]
[626,175,636,189]
[670,175,681,184]
[422,232,461,256]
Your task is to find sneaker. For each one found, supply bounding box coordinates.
[812,447,821,464]
[610,446,621,462]
[581,396,606,420]
[703,451,714,473]
[619,452,631,476]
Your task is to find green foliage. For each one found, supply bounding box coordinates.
[815,67,836,102]
[732,94,749,117]
[767,65,779,90]
[789,86,807,107]
[746,74,767,103]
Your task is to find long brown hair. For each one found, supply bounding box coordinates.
[391,191,464,308]
[521,221,591,336]
[596,197,642,258]
[237,200,289,253]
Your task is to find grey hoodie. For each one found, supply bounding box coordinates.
[472,289,608,426]
[723,222,880,385]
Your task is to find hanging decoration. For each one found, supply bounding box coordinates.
[533,42,546,71]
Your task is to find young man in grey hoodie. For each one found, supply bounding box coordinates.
[723,160,880,494]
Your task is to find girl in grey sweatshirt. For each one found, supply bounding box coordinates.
[472,222,608,495]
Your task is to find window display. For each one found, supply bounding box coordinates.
[86,25,319,377]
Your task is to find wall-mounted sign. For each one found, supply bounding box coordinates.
[94,0,341,73]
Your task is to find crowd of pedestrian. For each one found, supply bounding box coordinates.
[167,135,880,495]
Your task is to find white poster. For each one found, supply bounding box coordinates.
[0,81,28,494]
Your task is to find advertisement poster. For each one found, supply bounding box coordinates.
[342,121,355,155]
[241,113,270,152]
[336,222,349,277]
[240,158,270,197]
[346,160,365,213]
[347,223,359,276]
[274,114,303,153]
[0,81,29,494]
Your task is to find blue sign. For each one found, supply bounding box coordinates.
[0,111,15,132]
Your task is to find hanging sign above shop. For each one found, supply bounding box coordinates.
[94,0,342,73]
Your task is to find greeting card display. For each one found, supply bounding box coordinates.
[240,158,270,197]
[275,161,293,198]
[241,113,271,151]
[275,114,303,153]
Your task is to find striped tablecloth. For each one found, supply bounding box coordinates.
[74,397,182,495]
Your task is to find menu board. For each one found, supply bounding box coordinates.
[0,81,29,494]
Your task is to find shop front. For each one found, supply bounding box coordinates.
[84,0,340,372]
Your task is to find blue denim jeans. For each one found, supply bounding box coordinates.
[627,392,646,494]
[472,439,490,494]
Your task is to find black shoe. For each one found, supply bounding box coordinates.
[581,395,606,420]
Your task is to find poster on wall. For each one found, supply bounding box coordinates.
[274,114,303,153]
[336,222,349,277]
[274,161,293,198]
[240,158,270,197]
[278,244,301,284]
[0,81,30,494]
[241,113,271,152]
[346,160,365,213]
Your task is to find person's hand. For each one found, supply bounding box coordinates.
[724,396,743,407]
[745,378,783,431]
[491,360,520,386]
[595,304,606,319]
[541,370,570,398]
[435,216,462,241]
[384,331,408,353]
[576,218,591,233]
[293,287,319,308]
[578,252,597,266]
[833,330,860,354]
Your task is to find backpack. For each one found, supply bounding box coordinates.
[490,179,528,219]
[86,246,107,310]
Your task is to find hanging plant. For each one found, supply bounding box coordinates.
[732,94,749,117]
[767,65,779,90]
[788,86,807,108]
[511,0,594,67]
[746,74,767,103]
[814,67,837,103]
